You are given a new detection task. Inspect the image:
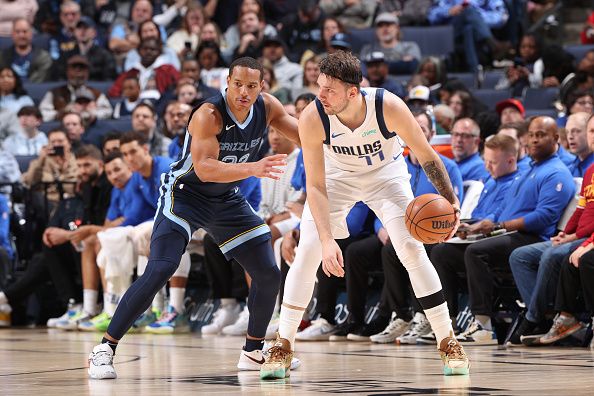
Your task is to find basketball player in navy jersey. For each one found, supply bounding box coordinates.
[261,51,470,379]
[88,57,300,379]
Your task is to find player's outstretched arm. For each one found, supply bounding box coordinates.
[299,101,345,277]
[190,105,287,183]
[263,92,301,146]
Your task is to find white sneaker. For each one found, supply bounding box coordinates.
[201,302,241,335]
[239,349,301,371]
[397,312,431,345]
[47,299,81,328]
[88,343,117,379]
[56,310,92,331]
[456,319,497,345]
[370,315,411,344]
[223,306,250,336]
[265,312,280,339]
[417,330,437,345]
[295,318,336,341]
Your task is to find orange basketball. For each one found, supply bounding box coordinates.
[405,193,456,244]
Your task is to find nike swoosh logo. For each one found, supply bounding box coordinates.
[226,124,235,130]
[331,132,345,138]
[244,353,265,365]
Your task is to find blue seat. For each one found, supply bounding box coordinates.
[39,121,61,134]
[0,37,11,50]
[524,109,557,118]
[347,28,375,54]
[523,87,559,109]
[401,25,454,57]
[469,88,511,110]
[448,72,476,89]
[15,155,37,173]
[106,117,132,132]
[349,25,455,58]
[23,81,66,104]
[563,44,594,62]
[481,70,505,89]
[87,81,114,95]
[32,34,50,51]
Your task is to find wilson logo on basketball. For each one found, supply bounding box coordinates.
[432,219,455,229]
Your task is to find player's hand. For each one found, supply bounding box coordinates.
[444,203,461,241]
[377,227,390,245]
[252,154,287,180]
[285,201,304,218]
[321,239,344,277]
[281,230,299,264]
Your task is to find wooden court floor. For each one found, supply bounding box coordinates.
[1,329,594,395]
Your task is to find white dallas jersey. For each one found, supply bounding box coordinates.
[317,88,404,172]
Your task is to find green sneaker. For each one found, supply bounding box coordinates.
[78,312,111,332]
[129,309,160,333]
[145,306,189,334]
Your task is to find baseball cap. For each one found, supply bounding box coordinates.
[364,51,386,64]
[329,33,351,50]
[67,55,90,68]
[262,32,285,47]
[408,85,430,102]
[77,16,96,30]
[495,98,525,116]
[375,12,399,26]
[74,86,95,102]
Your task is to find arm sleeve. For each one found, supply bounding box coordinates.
[523,174,575,234]
[153,5,181,27]
[105,189,122,221]
[373,217,383,234]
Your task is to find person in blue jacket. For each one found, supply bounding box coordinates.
[432,116,575,345]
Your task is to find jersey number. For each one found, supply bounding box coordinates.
[358,149,385,166]
[221,154,250,163]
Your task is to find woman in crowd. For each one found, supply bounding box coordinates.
[197,40,228,92]
[0,67,34,114]
[167,3,207,57]
[124,20,181,71]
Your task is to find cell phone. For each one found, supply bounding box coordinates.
[50,146,65,157]
[184,41,192,50]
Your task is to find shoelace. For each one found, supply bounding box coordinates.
[267,343,290,362]
[384,319,406,333]
[444,339,466,360]
[91,350,113,366]
[410,319,431,335]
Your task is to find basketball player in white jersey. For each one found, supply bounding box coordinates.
[260,51,470,379]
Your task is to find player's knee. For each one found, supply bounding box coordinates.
[257,264,281,291]
[146,259,179,280]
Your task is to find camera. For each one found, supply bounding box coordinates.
[50,146,65,157]
[184,41,192,50]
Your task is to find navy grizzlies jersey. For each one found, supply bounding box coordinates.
[164,92,268,197]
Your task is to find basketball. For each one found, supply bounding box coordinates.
[405,193,456,244]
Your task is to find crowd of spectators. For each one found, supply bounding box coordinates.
[0,0,593,349]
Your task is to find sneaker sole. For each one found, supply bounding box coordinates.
[444,366,470,376]
[88,368,117,380]
[260,367,290,380]
[346,334,370,341]
[328,335,348,341]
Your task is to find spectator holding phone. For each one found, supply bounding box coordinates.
[22,128,78,210]
[496,33,544,95]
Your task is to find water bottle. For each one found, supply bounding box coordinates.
[68,221,85,252]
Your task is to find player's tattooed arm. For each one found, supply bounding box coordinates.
[422,160,457,205]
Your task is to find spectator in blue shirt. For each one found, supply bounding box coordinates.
[48,1,80,60]
[119,131,173,212]
[451,117,489,182]
[432,116,574,345]
[428,0,509,72]
[239,176,262,212]
[565,112,594,177]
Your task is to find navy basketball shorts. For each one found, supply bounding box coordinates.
[154,187,271,259]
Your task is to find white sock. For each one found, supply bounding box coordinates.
[170,287,186,313]
[83,289,98,315]
[152,287,165,313]
[475,315,492,330]
[104,293,119,317]
[0,291,7,305]
[424,302,454,345]
[278,304,304,348]
[103,293,109,312]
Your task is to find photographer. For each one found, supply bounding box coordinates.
[22,128,78,213]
